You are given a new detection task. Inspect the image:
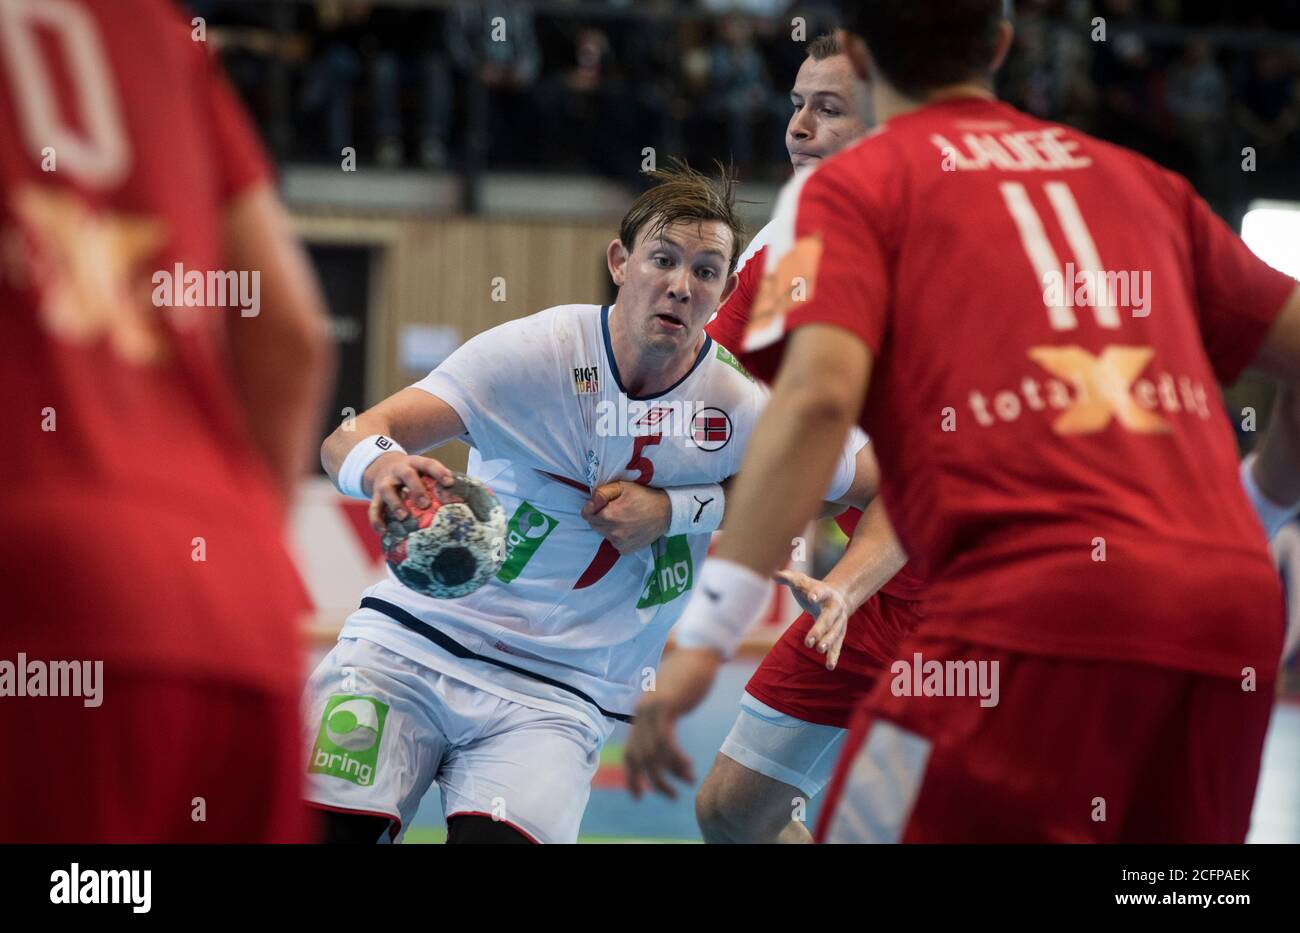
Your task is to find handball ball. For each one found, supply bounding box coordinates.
[380,472,507,599]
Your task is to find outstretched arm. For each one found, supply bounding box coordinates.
[822,470,906,613]
[320,387,467,531]
[1249,287,1300,517]
[778,493,908,670]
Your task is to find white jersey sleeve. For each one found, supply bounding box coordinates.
[825,426,870,503]
[409,310,570,470]
[411,313,549,458]
[741,380,869,502]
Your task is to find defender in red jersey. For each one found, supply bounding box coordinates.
[631,0,1300,843]
[691,33,925,844]
[0,0,332,841]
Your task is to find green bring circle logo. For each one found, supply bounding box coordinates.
[324,697,382,752]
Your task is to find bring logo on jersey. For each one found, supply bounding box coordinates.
[714,344,753,381]
[637,535,693,608]
[496,501,558,583]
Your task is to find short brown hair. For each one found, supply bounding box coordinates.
[807,33,841,61]
[620,160,745,273]
[845,0,1005,99]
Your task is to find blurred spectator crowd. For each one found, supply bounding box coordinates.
[188,0,1300,215]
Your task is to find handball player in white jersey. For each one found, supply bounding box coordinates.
[306,165,876,843]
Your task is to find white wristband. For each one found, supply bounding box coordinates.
[674,558,770,657]
[338,435,406,500]
[666,483,725,536]
[1241,453,1300,540]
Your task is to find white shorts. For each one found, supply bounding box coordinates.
[718,691,846,798]
[303,637,603,843]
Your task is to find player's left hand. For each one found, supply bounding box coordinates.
[775,570,851,671]
[581,481,671,554]
[624,646,721,800]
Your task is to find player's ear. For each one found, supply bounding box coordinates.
[607,238,629,287]
[717,270,740,309]
[853,74,875,127]
[989,20,1015,75]
[837,29,871,83]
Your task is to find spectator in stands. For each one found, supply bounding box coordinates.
[536,27,612,171]
[1001,0,1095,125]
[608,4,677,180]
[446,2,543,168]
[368,8,453,169]
[191,0,308,148]
[698,0,789,14]
[1090,0,1165,156]
[299,1,375,161]
[705,14,773,173]
[1237,46,1300,174]
[1166,40,1229,194]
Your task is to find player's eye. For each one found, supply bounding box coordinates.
[653,255,674,268]
[697,267,718,281]
[821,108,842,117]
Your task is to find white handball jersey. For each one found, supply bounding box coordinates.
[343,303,866,728]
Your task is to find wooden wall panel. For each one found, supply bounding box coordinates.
[295,212,618,469]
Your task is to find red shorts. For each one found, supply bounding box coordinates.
[745,591,922,728]
[0,671,315,843]
[816,634,1276,843]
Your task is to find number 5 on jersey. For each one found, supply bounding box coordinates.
[574,434,663,589]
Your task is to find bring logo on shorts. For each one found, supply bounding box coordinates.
[309,695,389,786]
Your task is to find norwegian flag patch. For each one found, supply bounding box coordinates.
[691,408,732,452]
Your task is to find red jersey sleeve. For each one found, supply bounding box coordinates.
[191,40,274,202]
[1176,173,1297,383]
[740,144,897,381]
[706,246,764,352]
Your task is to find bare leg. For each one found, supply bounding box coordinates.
[696,752,814,844]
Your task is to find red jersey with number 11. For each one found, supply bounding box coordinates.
[742,97,1295,679]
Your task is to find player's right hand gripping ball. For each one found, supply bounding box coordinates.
[380,473,507,599]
